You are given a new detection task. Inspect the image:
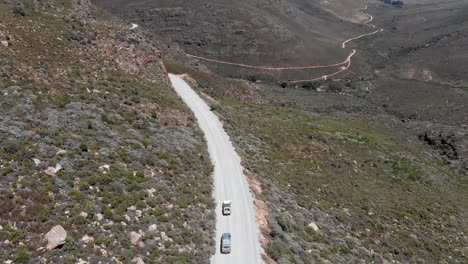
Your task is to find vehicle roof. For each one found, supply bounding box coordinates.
[222,233,231,238]
[223,200,231,204]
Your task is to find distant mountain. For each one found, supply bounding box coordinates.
[92,0,369,66]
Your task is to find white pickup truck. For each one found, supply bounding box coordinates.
[222,200,231,215]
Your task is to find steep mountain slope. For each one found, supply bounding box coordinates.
[349,0,468,169]
[92,0,370,67]
[0,0,214,263]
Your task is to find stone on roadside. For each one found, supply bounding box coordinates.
[45,225,67,250]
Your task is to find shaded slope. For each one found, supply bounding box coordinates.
[92,0,369,66]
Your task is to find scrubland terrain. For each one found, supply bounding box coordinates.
[1,0,467,263]
[165,59,467,263]
[0,1,214,263]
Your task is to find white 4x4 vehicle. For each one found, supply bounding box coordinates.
[222,200,231,215]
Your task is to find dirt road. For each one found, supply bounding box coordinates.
[169,74,263,264]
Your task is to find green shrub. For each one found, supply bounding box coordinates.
[266,241,290,261]
[79,143,88,152]
[15,250,30,264]
[62,236,78,252]
[276,216,294,233]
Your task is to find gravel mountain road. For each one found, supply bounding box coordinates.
[169,74,263,264]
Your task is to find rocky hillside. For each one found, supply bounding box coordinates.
[92,0,372,67]
[0,0,214,263]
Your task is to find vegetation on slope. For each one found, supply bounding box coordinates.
[0,1,214,263]
[165,61,467,263]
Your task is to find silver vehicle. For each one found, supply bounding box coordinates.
[222,200,231,215]
[220,233,231,254]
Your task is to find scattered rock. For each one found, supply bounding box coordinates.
[308,222,319,232]
[157,242,165,250]
[128,206,136,211]
[148,224,157,232]
[81,235,94,244]
[45,225,67,250]
[147,188,156,197]
[55,149,67,155]
[131,257,145,264]
[135,210,142,217]
[0,225,2,230]
[130,231,141,246]
[80,211,88,218]
[125,215,131,222]
[33,158,41,166]
[4,239,11,245]
[36,247,45,252]
[44,164,62,176]
[96,213,103,221]
[1,41,8,47]
[160,231,171,242]
[99,164,110,172]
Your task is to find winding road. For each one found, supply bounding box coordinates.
[186,5,383,82]
[168,74,263,264]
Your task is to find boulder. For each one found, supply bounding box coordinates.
[45,225,67,250]
[308,222,319,232]
[130,231,141,246]
[44,164,62,176]
[1,41,8,47]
